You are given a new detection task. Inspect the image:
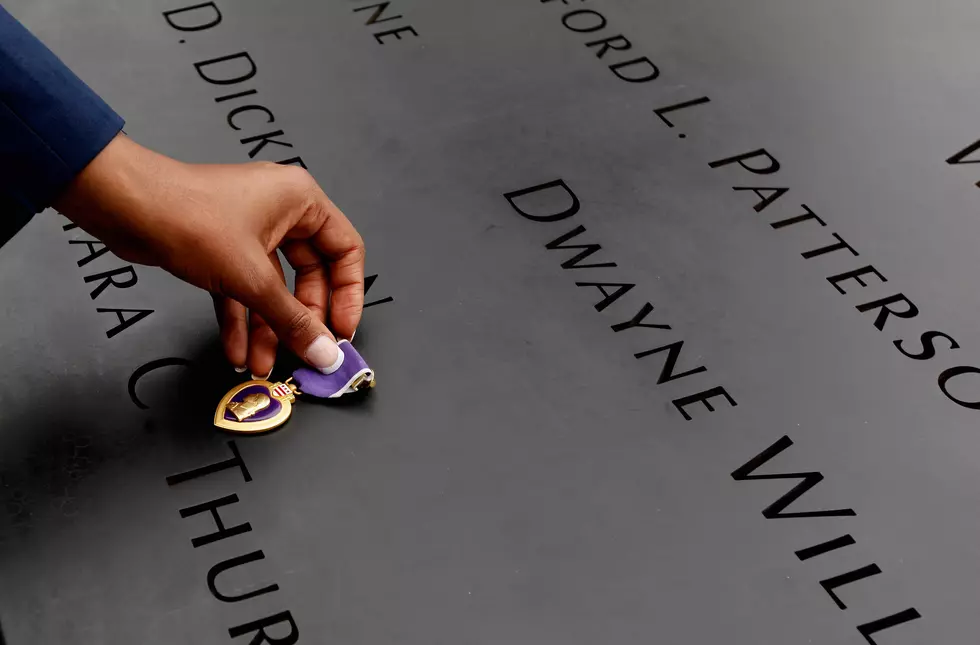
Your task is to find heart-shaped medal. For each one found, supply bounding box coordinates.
[213,379,298,434]
[213,340,375,434]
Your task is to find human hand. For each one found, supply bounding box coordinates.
[55,133,365,378]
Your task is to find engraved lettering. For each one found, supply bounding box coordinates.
[856,293,919,331]
[709,148,781,175]
[84,265,138,299]
[505,179,581,222]
[163,1,222,32]
[97,307,153,339]
[731,435,856,519]
[611,302,671,332]
[672,386,737,421]
[732,187,788,212]
[167,441,252,486]
[545,225,617,269]
[179,493,252,548]
[575,281,635,312]
[228,611,299,645]
[208,550,280,603]
[634,340,707,384]
[194,52,257,85]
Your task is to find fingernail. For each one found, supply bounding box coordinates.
[235,366,247,373]
[251,366,273,381]
[349,329,357,343]
[306,334,344,374]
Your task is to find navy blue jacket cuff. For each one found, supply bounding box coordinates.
[0,5,124,244]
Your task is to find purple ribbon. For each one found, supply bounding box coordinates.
[291,340,374,398]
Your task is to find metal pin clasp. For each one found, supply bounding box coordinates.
[349,374,375,391]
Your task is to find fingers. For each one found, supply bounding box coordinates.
[281,240,328,326]
[235,250,343,375]
[325,242,365,342]
[212,294,248,371]
[247,313,278,379]
[301,186,365,341]
[246,252,285,379]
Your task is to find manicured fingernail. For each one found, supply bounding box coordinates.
[349,329,357,342]
[306,334,343,374]
[251,366,273,380]
[235,366,247,373]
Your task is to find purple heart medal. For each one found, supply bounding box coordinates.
[214,339,374,434]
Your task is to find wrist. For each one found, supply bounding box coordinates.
[56,133,140,220]
[54,134,167,264]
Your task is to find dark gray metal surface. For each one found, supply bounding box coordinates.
[1,0,977,642]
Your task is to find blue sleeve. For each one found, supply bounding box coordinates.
[0,4,124,245]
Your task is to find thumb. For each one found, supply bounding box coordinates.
[238,271,344,375]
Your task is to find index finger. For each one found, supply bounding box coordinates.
[294,187,365,340]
